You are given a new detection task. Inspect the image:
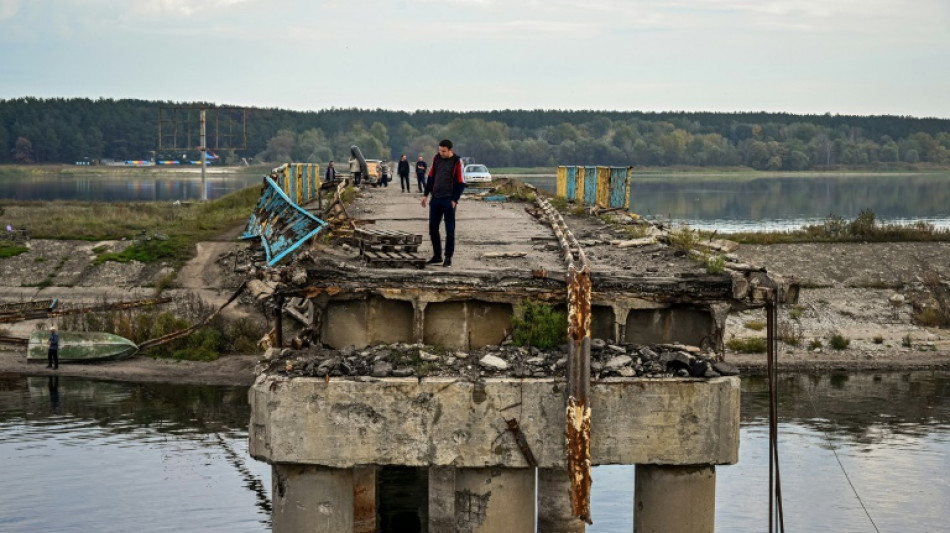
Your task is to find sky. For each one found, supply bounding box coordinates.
[1,0,949,118]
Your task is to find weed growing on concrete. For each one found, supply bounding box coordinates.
[668,225,698,254]
[808,338,823,350]
[873,335,884,344]
[549,196,569,212]
[511,299,565,350]
[902,334,913,348]
[704,253,726,274]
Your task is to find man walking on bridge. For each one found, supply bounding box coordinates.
[420,139,465,268]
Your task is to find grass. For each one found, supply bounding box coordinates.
[743,320,766,331]
[727,337,768,353]
[0,185,261,267]
[726,209,950,244]
[0,241,28,258]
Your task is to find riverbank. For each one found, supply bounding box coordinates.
[1,187,948,384]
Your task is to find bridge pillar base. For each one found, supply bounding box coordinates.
[634,465,716,533]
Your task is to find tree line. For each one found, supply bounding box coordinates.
[2,97,949,170]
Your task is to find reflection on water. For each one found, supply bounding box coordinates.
[0,169,264,202]
[1,371,947,532]
[525,172,950,232]
[0,376,271,532]
[591,371,950,533]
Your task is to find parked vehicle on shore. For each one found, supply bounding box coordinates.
[463,164,492,183]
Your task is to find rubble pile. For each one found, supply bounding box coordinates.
[263,339,740,381]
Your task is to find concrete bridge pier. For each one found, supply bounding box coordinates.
[634,465,716,533]
[538,468,587,532]
[353,466,377,533]
[272,464,353,533]
[454,467,535,532]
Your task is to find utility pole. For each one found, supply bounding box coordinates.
[200,109,208,201]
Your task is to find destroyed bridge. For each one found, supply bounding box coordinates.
[241,163,796,532]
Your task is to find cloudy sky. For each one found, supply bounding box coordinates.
[1,0,948,117]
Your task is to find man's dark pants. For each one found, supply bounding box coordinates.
[416,173,425,192]
[428,197,456,260]
[399,174,410,191]
[48,348,58,369]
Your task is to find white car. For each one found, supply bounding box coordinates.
[463,164,492,184]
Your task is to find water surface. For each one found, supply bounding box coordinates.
[524,172,950,232]
[1,371,947,532]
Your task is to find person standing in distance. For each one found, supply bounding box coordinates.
[47,325,59,369]
[397,155,411,192]
[420,139,465,267]
[325,161,337,182]
[414,156,428,193]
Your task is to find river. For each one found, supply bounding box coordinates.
[1,371,947,532]
[523,171,950,233]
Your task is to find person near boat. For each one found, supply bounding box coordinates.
[46,326,59,369]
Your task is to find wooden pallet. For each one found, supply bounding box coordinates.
[357,229,426,268]
[355,229,423,246]
[362,249,426,269]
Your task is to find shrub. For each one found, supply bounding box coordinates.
[829,333,851,350]
[778,321,804,347]
[744,320,766,331]
[669,225,698,254]
[726,337,768,353]
[808,338,823,350]
[549,196,569,212]
[705,253,726,274]
[511,300,565,349]
[873,335,884,344]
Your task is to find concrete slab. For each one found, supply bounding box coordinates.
[248,376,740,469]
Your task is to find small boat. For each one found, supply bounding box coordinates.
[27,330,138,364]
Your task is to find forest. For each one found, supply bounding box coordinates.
[2,97,949,170]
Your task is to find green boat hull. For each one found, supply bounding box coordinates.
[28,330,138,363]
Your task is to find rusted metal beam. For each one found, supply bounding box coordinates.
[536,195,594,524]
[505,418,538,468]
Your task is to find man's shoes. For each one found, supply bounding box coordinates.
[426,256,443,265]
[46,365,51,368]
[442,258,452,267]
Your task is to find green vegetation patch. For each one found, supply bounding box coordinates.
[726,337,768,353]
[0,241,28,258]
[729,209,950,244]
[94,235,192,265]
[511,299,566,350]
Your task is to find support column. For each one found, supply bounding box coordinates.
[614,306,631,344]
[272,464,353,533]
[413,300,427,344]
[634,465,716,533]
[353,466,376,533]
[538,468,586,532]
[428,466,457,533]
[455,467,535,533]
